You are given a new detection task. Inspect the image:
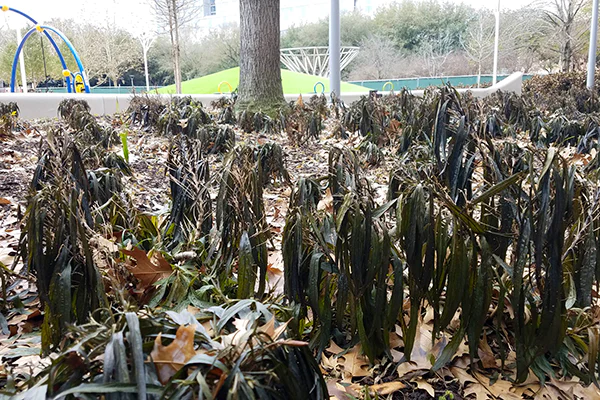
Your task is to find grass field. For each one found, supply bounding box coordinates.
[156,67,370,95]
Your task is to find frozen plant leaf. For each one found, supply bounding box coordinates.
[151,324,197,384]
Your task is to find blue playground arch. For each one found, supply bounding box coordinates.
[2,5,90,93]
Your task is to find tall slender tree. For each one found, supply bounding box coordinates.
[542,0,588,72]
[237,0,285,113]
[149,0,197,93]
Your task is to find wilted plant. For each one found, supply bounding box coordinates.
[284,96,323,144]
[216,144,269,299]
[197,124,236,153]
[283,147,400,361]
[212,96,237,124]
[0,101,19,137]
[18,131,109,353]
[357,140,384,166]
[158,97,212,136]
[256,142,290,185]
[11,301,327,399]
[164,135,212,250]
[57,99,117,148]
[127,95,166,130]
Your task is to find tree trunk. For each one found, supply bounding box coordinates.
[171,0,182,94]
[166,0,182,94]
[237,0,285,114]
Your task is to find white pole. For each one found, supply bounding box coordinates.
[587,0,599,89]
[16,28,27,93]
[329,0,341,96]
[492,0,500,86]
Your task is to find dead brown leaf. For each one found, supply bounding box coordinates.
[369,381,405,395]
[478,333,497,369]
[317,188,334,213]
[464,382,491,400]
[151,324,197,384]
[122,248,172,288]
[338,344,370,381]
[396,318,445,378]
[415,377,435,397]
[326,340,345,355]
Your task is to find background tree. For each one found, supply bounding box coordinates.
[461,12,495,86]
[419,30,455,77]
[180,24,240,81]
[149,0,198,93]
[237,0,284,113]
[348,34,404,80]
[540,0,589,71]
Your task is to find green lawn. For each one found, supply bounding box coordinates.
[156,67,369,95]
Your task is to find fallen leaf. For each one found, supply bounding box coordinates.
[572,382,600,399]
[317,188,334,213]
[151,324,197,384]
[397,318,444,378]
[0,198,10,205]
[478,333,497,369]
[533,384,565,400]
[258,317,289,341]
[122,248,172,288]
[326,380,360,400]
[415,378,434,397]
[326,340,345,355]
[450,366,478,386]
[464,382,491,400]
[369,381,405,395]
[338,344,370,381]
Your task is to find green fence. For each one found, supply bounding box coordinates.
[349,74,534,91]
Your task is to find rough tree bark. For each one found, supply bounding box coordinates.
[237,0,285,114]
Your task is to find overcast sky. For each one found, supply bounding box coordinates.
[3,0,532,31]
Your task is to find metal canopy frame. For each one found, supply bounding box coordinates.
[280,46,359,78]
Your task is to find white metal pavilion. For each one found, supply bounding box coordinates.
[280,46,359,78]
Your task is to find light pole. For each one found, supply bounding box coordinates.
[492,0,500,86]
[329,0,341,97]
[587,0,599,89]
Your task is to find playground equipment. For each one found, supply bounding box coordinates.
[382,81,394,92]
[280,46,359,78]
[313,82,325,94]
[217,81,233,94]
[1,5,90,93]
